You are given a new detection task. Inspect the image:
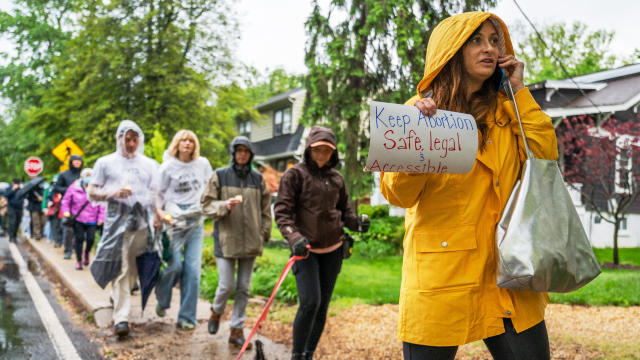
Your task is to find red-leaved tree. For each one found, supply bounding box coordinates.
[558,115,640,265]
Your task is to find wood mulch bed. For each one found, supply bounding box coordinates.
[248,303,640,359]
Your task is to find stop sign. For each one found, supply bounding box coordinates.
[24,156,44,178]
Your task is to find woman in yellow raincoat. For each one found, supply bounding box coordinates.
[381,12,557,359]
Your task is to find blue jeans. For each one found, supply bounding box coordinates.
[155,222,204,325]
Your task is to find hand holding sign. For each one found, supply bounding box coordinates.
[365,101,478,174]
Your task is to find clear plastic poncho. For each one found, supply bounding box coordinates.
[155,152,212,252]
[90,120,161,289]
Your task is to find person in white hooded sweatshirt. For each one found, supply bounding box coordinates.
[88,120,159,337]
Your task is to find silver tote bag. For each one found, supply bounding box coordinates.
[495,81,601,293]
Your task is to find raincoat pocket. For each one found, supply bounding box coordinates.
[414,225,479,292]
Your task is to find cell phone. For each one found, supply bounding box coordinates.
[491,65,507,91]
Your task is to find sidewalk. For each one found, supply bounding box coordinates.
[25,237,291,359]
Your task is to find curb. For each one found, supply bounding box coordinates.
[24,238,113,328]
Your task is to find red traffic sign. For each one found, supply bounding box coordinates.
[24,156,44,178]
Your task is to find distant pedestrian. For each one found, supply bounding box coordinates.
[53,155,84,258]
[27,179,46,241]
[88,120,159,337]
[154,130,212,330]
[201,136,271,348]
[0,193,7,236]
[5,178,24,243]
[61,168,104,270]
[47,175,64,247]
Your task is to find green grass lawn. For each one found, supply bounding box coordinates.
[200,240,640,307]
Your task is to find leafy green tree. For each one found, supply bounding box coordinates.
[515,21,618,83]
[303,0,496,198]
[0,0,78,178]
[13,0,238,172]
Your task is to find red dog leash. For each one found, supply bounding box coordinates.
[235,250,309,360]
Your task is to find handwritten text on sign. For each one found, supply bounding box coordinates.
[365,101,478,174]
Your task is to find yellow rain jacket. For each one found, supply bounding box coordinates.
[381,12,558,346]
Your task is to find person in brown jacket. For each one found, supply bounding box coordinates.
[274,126,370,360]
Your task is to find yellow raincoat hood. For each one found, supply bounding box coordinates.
[416,12,514,97]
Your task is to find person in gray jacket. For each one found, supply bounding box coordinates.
[200,136,271,348]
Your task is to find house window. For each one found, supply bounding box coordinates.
[237,119,251,138]
[621,217,627,230]
[594,215,601,224]
[273,107,292,136]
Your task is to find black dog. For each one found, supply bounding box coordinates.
[254,340,265,360]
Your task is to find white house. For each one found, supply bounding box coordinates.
[531,64,640,248]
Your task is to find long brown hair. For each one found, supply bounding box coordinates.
[427,36,500,151]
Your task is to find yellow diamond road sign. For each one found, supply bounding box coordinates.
[52,138,83,166]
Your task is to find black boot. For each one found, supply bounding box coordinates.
[303,351,314,360]
[208,310,221,334]
[291,353,304,360]
[114,321,129,337]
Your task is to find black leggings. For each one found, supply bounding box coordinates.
[291,247,343,354]
[73,222,97,262]
[403,318,550,360]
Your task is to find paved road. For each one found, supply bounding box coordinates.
[0,235,102,359]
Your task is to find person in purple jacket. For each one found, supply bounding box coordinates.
[61,168,105,270]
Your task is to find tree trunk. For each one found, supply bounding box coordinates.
[613,219,620,265]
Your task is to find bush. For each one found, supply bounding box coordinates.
[347,204,405,257]
[200,267,219,301]
[251,252,298,303]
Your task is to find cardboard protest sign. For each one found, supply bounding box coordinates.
[365,101,478,174]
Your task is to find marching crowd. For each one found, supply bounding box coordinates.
[0,11,561,360]
[1,119,368,358]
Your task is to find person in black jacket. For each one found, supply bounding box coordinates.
[27,181,46,240]
[53,155,83,257]
[5,178,24,243]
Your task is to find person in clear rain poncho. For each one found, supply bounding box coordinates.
[88,120,159,337]
[153,130,212,331]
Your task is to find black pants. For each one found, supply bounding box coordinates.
[63,224,74,253]
[73,222,96,262]
[292,247,343,354]
[403,318,550,360]
[7,207,22,241]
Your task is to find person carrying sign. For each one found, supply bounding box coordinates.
[88,120,159,337]
[380,12,558,359]
[274,126,370,360]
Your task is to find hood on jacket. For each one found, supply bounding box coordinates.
[68,154,84,173]
[229,136,255,165]
[415,12,514,98]
[303,126,339,169]
[116,120,145,158]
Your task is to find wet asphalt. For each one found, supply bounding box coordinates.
[0,234,102,359]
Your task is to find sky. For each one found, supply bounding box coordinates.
[1,0,639,83]
[235,0,640,75]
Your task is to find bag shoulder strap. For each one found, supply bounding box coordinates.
[503,80,534,160]
[71,200,90,220]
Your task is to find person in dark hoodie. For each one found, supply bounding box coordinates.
[5,178,24,243]
[274,126,370,360]
[53,155,83,257]
[200,136,271,349]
